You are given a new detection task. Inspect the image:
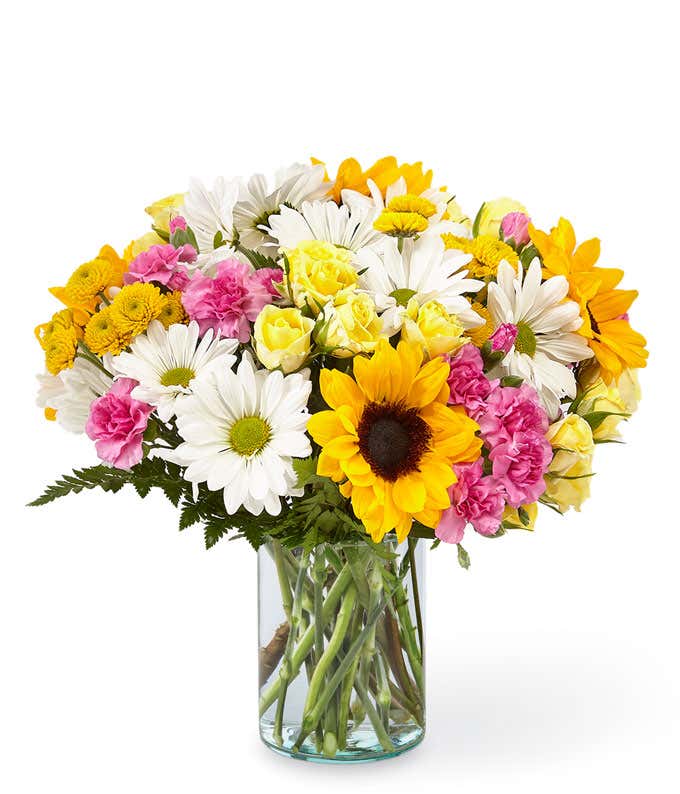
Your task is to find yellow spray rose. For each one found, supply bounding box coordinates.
[577,368,641,441]
[283,240,358,314]
[254,305,314,373]
[476,197,527,238]
[544,414,594,512]
[124,231,166,263]
[400,298,466,358]
[319,293,383,357]
[145,193,185,234]
[502,502,538,531]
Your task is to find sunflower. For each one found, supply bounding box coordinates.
[307,339,482,542]
[530,218,648,381]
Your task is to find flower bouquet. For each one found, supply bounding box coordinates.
[32,157,647,762]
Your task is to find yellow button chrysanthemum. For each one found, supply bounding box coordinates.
[307,339,482,543]
[158,291,189,329]
[44,325,79,375]
[109,282,166,338]
[63,245,127,308]
[84,306,130,356]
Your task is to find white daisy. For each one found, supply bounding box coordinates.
[167,352,312,516]
[180,177,241,254]
[266,196,382,254]
[111,321,238,422]
[355,234,484,334]
[232,163,329,252]
[487,259,594,417]
[36,357,113,433]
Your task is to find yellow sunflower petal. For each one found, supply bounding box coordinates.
[324,435,360,460]
[405,356,449,408]
[319,368,365,413]
[307,410,352,446]
[317,449,345,482]
[392,474,427,513]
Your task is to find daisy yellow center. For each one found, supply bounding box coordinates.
[229,416,271,457]
[390,287,417,307]
[514,321,536,356]
[357,401,432,482]
[160,366,195,388]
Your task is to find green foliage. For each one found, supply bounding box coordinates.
[580,410,629,432]
[237,244,279,270]
[457,544,470,570]
[472,203,484,237]
[28,458,189,507]
[500,375,524,388]
[519,243,540,270]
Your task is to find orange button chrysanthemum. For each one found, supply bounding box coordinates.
[307,339,482,543]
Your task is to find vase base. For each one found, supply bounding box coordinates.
[259,721,424,763]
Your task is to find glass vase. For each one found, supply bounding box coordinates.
[257,537,425,763]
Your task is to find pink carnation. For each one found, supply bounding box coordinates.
[85,379,154,470]
[181,259,273,342]
[436,459,505,544]
[124,243,195,291]
[446,344,498,419]
[478,383,549,447]
[169,215,187,233]
[251,266,284,298]
[501,212,531,246]
[488,430,552,508]
[489,323,518,353]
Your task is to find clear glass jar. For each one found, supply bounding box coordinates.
[257,537,425,762]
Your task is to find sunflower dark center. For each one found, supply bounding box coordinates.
[358,401,432,481]
[587,304,600,335]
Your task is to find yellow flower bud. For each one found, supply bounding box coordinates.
[476,197,527,238]
[400,298,466,358]
[283,241,357,315]
[254,305,314,373]
[145,193,185,234]
[320,293,383,357]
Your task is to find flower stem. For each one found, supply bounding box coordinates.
[408,537,424,655]
[292,586,391,751]
[271,542,293,623]
[273,550,309,745]
[258,563,354,716]
[352,677,395,753]
[300,585,357,728]
[336,610,362,751]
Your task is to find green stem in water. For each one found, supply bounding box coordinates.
[271,542,293,622]
[352,677,395,753]
[292,585,392,751]
[273,549,309,746]
[336,610,362,751]
[258,563,354,716]
[312,548,326,753]
[407,537,424,655]
[300,585,357,727]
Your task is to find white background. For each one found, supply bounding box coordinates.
[1,1,678,792]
